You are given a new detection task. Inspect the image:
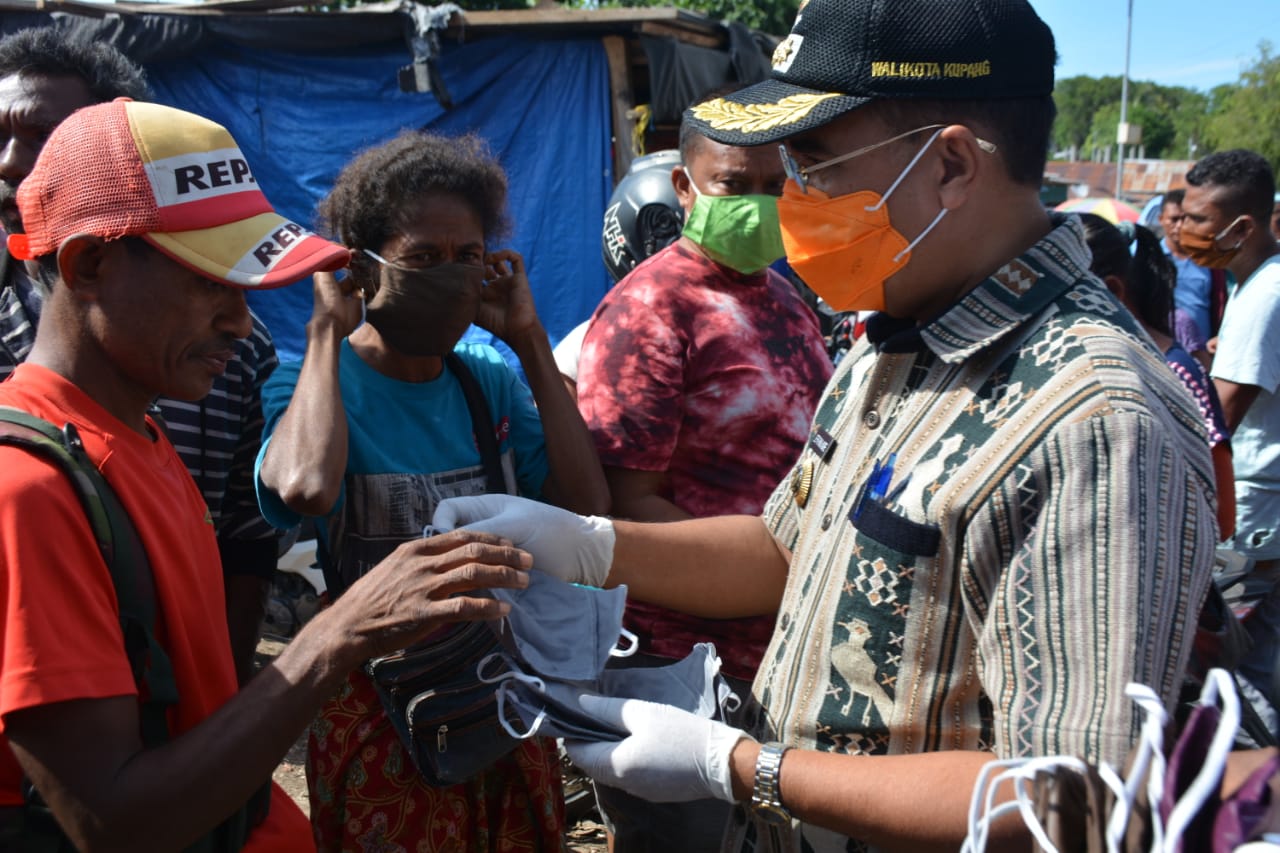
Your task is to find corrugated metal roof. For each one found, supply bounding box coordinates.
[1043,159,1198,204]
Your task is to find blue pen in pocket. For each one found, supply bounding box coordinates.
[854,452,911,521]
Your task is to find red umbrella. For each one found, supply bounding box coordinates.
[1055,197,1142,224]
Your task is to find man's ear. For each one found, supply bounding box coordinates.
[671,166,696,216]
[1225,214,1257,248]
[346,254,380,298]
[54,234,113,301]
[936,125,986,211]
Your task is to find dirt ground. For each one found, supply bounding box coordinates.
[257,636,608,852]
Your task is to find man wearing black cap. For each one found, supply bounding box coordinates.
[435,0,1217,848]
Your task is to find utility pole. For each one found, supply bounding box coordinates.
[1115,0,1134,199]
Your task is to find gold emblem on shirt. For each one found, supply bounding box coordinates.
[691,92,840,134]
[792,460,814,507]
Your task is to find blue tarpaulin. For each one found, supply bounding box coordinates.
[144,34,614,364]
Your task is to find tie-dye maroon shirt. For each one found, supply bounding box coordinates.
[578,240,832,679]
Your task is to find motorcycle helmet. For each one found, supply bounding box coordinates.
[601,149,684,283]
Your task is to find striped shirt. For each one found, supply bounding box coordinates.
[1,257,283,570]
[728,217,1217,853]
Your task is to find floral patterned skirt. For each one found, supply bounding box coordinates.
[307,668,566,853]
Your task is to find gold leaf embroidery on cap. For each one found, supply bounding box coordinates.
[772,34,800,68]
[692,92,841,134]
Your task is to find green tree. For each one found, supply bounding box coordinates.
[1052,75,1121,154]
[1202,41,1280,171]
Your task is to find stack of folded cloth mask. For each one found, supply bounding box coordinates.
[478,569,739,741]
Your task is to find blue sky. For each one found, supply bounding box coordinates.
[1030,0,1279,91]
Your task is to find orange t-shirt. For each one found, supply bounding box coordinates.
[0,364,311,851]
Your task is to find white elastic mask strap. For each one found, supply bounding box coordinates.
[1111,683,1168,850]
[611,627,639,658]
[893,208,949,264]
[1162,668,1240,851]
[718,681,742,714]
[494,679,547,740]
[1216,215,1247,248]
[869,128,945,212]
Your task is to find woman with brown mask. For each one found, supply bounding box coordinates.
[256,130,608,852]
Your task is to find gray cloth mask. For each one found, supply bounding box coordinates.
[486,568,636,682]
[484,642,738,741]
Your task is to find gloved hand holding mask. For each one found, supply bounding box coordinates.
[563,695,750,803]
[431,494,615,587]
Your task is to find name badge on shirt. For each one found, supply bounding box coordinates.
[808,427,837,462]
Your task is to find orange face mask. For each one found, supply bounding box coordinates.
[777,129,948,313]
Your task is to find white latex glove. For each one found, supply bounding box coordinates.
[431,494,615,587]
[564,695,751,803]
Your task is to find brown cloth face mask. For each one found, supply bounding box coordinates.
[362,255,485,357]
[1179,216,1246,270]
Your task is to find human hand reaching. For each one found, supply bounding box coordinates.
[327,529,531,660]
[432,495,614,587]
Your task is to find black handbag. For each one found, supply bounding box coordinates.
[366,620,523,786]
[362,353,522,786]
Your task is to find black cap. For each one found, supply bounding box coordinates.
[687,0,1056,146]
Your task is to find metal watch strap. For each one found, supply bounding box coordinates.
[750,741,791,825]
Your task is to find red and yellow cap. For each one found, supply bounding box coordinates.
[8,99,349,288]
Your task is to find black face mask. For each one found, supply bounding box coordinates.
[362,252,485,357]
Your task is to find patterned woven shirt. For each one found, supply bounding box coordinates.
[727,216,1218,853]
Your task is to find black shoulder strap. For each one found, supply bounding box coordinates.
[445,353,514,495]
[0,409,266,851]
[0,244,12,291]
[0,407,178,743]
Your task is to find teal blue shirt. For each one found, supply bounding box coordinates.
[255,340,548,532]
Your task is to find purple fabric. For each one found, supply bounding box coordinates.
[1213,752,1280,853]
[1162,701,1223,853]
[1172,307,1209,354]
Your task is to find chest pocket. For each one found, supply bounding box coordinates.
[849,497,940,558]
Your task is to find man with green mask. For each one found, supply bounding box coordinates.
[574,91,832,852]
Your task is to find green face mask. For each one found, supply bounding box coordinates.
[682,181,786,275]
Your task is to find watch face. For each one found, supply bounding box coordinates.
[753,801,792,827]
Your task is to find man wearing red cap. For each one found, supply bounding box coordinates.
[433,0,1218,849]
[0,99,533,851]
[0,28,295,688]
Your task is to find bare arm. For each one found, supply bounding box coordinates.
[5,532,530,853]
[257,272,362,516]
[608,514,789,618]
[1213,441,1236,540]
[726,742,1030,852]
[481,250,609,516]
[1215,377,1261,433]
[605,466,691,522]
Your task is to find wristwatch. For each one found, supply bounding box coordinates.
[750,741,792,826]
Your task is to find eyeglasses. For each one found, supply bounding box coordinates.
[778,124,998,194]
